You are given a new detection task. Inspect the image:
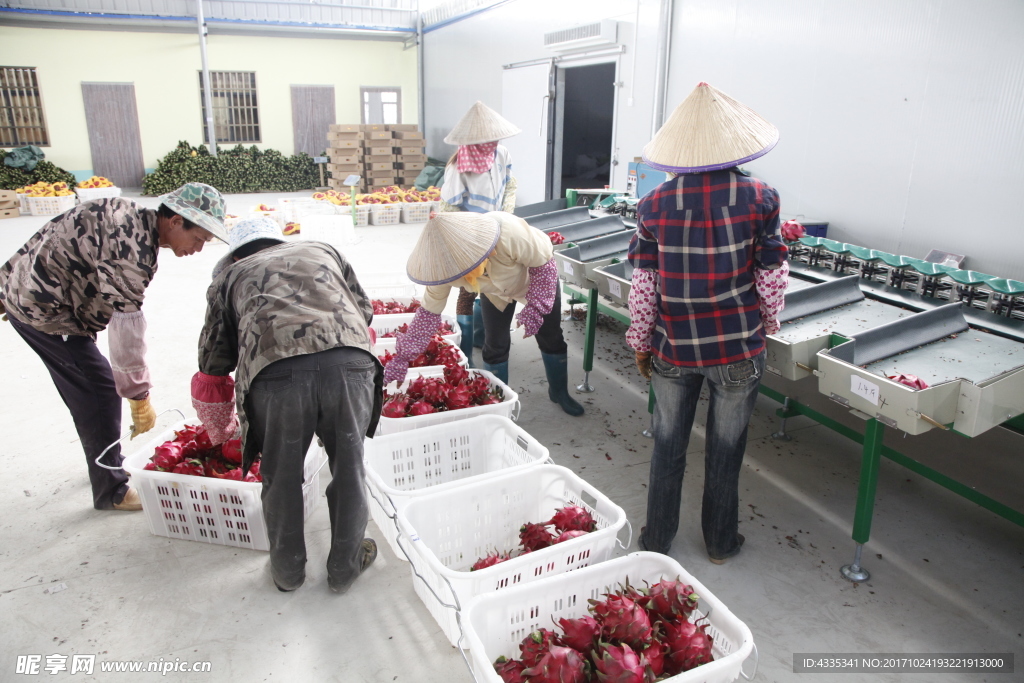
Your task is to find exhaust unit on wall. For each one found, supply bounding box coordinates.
[544,19,617,53]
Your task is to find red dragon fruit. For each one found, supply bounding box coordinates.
[521,645,588,683]
[555,529,588,544]
[222,468,243,481]
[193,427,213,451]
[661,619,714,674]
[471,550,511,571]
[408,400,437,416]
[152,443,184,470]
[549,505,597,533]
[589,593,653,650]
[591,642,647,683]
[221,438,243,465]
[143,462,159,471]
[555,615,601,654]
[477,393,502,406]
[640,578,700,621]
[171,459,205,477]
[444,383,473,410]
[519,629,558,667]
[419,378,449,405]
[382,394,412,418]
[444,363,469,385]
[640,639,666,677]
[519,522,556,552]
[405,376,427,398]
[468,374,492,398]
[493,656,527,683]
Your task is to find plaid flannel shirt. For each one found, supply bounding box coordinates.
[628,170,787,367]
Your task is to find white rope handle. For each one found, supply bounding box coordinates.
[94,409,186,471]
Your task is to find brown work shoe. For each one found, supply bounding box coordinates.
[328,538,378,594]
[708,533,745,565]
[112,487,142,511]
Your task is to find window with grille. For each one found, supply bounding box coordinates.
[0,67,49,147]
[199,71,261,143]
[361,87,401,125]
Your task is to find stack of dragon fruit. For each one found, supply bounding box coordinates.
[382,364,504,418]
[472,505,598,571]
[379,321,457,338]
[492,577,714,682]
[371,298,421,315]
[142,424,261,482]
[378,334,462,369]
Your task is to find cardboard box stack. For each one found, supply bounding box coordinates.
[0,190,20,219]
[326,124,364,192]
[361,124,395,193]
[390,124,426,188]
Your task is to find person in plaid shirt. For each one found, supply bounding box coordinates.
[627,82,789,563]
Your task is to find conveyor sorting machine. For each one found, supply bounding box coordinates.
[524,201,1024,582]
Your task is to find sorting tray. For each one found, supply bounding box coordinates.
[547,214,629,252]
[591,261,634,306]
[523,206,591,230]
[553,230,633,289]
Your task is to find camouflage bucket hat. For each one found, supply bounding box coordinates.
[160,182,229,243]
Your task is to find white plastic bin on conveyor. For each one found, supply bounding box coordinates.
[765,275,916,380]
[553,229,634,289]
[815,302,1024,435]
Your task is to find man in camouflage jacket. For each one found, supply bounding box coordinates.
[0,183,228,511]
[191,217,383,593]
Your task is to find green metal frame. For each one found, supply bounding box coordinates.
[565,281,1024,554]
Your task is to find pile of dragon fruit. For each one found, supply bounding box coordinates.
[378,334,462,369]
[382,364,504,417]
[548,231,566,245]
[142,424,261,482]
[472,505,598,571]
[378,321,457,338]
[371,298,421,315]
[493,577,714,682]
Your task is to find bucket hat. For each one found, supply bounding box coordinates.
[160,182,229,243]
[406,212,501,286]
[444,101,522,146]
[642,82,779,173]
[211,216,284,279]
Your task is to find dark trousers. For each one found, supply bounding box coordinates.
[479,295,568,365]
[245,347,377,590]
[641,352,765,558]
[9,317,129,510]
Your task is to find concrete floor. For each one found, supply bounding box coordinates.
[1,192,1021,682]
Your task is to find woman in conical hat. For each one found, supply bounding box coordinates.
[381,210,584,417]
[438,101,522,367]
[626,82,789,562]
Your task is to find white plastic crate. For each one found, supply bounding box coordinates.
[297,214,355,247]
[16,193,30,213]
[122,421,326,551]
[464,552,755,683]
[279,197,339,222]
[369,203,401,225]
[395,464,629,647]
[29,194,76,216]
[371,336,467,376]
[363,415,550,562]
[75,186,122,201]
[370,312,461,347]
[401,201,433,224]
[378,368,518,435]
[338,204,371,227]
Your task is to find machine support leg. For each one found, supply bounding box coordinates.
[643,381,655,438]
[576,287,598,393]
[773,396,793,440]
[841,418,884,582]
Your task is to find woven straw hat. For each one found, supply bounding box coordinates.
[444,101,522,146]
[643,82,779,173]
[406,212,501,286]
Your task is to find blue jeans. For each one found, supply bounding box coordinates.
[640,351,765,559]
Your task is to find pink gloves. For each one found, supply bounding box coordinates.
[191,372,239,446]
[754,260,789,335]
[517,259,558,337]
[626,268,658,353]
[383,308,442,385]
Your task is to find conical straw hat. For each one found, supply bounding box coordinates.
[407,212,501,286]
[444,101,522,145]
[643,82,779,173]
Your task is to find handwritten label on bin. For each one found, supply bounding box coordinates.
[851,376,880,405]
[608,280,622,298]
[562,261,574,276]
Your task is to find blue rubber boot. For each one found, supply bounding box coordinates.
[472,298,485,349]
[541,352,584,416]
[482,361,509,385]
[456,315,475,367]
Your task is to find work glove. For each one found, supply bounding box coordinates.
[516,259,558,338]
[635,351,652,380]
[383,308,442,386]
[128,396,157,439]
